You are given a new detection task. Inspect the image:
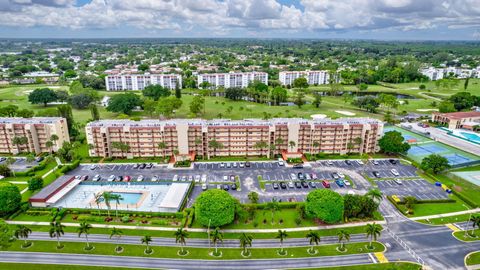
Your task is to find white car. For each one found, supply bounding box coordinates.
[372,160,379,165]
[357,160,364,165]
[327,160,333,166]
[391,169,400,176]
[75,175,81,180]
[233,162,238,168]
[347,190,355,195]
[202,184,208,191]
[344,180,351,186]
[338,172,345,178]
[93,174,101,181]
[137,175,144,182]
[89,164,97,170]
[201,174,207,183]
[394,178,403,185]
[195,175,201,183]
[107,175,115,182]
[173,175,178,181]
[239,162,245,168]
[290,173,297,180]
[188,175,193,182]
[223,175,228,181]
[152,175,159,182]
[226,162,231,168]
[220,162,226,168]
[278,159,285,166]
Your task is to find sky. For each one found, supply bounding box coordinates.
[0,0,480,40]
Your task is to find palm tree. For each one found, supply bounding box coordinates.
[306,230,320,254]
[265,198,280,224]
[102,191,112,218]
[276,230,288,255]
[174,228,189,255]
[26,154,35,163]
[288,141,296,152]
[157,142,167,158]
[49,221,65,249]
[110,227,123,252]
[404,196,417,214]
[312,141,320,154]
[141,235,153,254]
[45,140,54,154]
[337,229,350,251]
[12,136,28,152]
[77,221,93,250]
[365,223,382,249]
[50,134,59,146]
[469,215,480,237]
[239,233,253,256]
[208,139,224,158]
[14,225,32,247]
[366,189,383,203]
[110,193,123,219]
[6,157,15,176]
[210,227,223,256]
[94,193,102,209]
[253,141,269,157]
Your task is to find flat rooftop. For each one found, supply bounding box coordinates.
[433,111,480,119]
[0,117,64,125]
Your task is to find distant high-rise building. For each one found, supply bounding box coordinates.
[105,73,182,91]
[279,70,331,86]
[197,72,268,88]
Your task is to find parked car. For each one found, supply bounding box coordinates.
[301,181,309,188]
[233,162,238,168]
[223,175,228,181]
[305,173,311,180]
[327,160,333,166]
[133,164,139,169]
[280,182,287,189]
[322,180,330,188]
[202,184,208,191]
[389,159,398,165]
[139,163,147,169]
[293,164,303,169]
[220,162,225,168]
[311,173,318,180]
[173,175,178,181]
[226,162,231,168]
[344,180,351,186]
[108,175,115,182]
[239,162,245,168]
[338,172,345,178]
[372,160,379,165]
[146,163,153,169]
[217,184,222,189]
[124,175,131,182]
[115,175,122,181]
[152,175,159,182]
[394,178,403,185]
[195,175,201,183]
[391,169,400,176]
[309,181,316,188]
[290,173,297,180]
[356,160,364,165]
[188,175,193,182]
[345,160,352,165]
[288,182,294,188]
[35,157,44,162]
[372,171,381,178]
[93,174,101,181]
[223,184,230,191]
[331,173,340,179]
[81,175,88,181]
[201,174,207,183]
[230,175,235,181]
[273,183,279,189]
[231,183,237,190]
[335,179,345,187]
[298,172,305,180]
[181,176,187,181]
[278,159,285,166]
[137,175,144,182]
[295,182,302,188]
[245,162,251,167]
[89,164,96,170]
[0,157,6,162]
[74,175,81,180]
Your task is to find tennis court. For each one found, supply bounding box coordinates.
[407,141,478,165]
[451,171,480,186]
[383,126,428,143]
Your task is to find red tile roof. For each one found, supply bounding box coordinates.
[433,111,480,119]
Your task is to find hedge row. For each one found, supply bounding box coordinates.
[243,201,302,210]
[15,161,49,177]
[58,160,80,174]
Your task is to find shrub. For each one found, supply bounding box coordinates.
[305,189,344,224]
[27,177,43,191]
[194,189,236,227]
[0,183,21,217]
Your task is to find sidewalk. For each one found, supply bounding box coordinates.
[6,219,386,233]
[410,208,480,221]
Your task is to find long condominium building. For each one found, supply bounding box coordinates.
[105,73,182,91]
[197,72,268,89]
[86,118,383,159]
[0,117,70,154]
[279,70,331,86]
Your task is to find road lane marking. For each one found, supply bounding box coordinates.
[445,223,461,232]
[374,252,388,263]
[368,253,378,263]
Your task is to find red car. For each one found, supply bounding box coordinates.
[124,175,131,182]
[322,180,330,188]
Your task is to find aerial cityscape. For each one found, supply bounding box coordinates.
[0,1,479,270]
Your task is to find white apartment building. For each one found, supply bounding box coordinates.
[105,73,182,91]
[279,70,331,86]
[420,66,480,80]
[420,67,444,81]
[197,72,268,89]
[86,118,383,160]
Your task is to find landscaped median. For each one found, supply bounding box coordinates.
[453,229,480,242]
[465,251,480,267]
[2,240,385,260]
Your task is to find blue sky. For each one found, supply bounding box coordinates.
[0,0,479,40]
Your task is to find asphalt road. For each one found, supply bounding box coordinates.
[0,251,375,270]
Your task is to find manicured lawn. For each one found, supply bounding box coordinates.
[466,250,480,265]
[16,224,376,240]
[395,194,469,217]
[4,240,385,260]
[416,213,473,225]
[293,262,421,270]
[453,229,480,242]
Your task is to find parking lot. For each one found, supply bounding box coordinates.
[0,157,41,172]
[66,158,420,205]
[375,178,450,201]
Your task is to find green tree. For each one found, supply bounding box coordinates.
[265,198,280,223]
[12,136,28,152]
[293,77,309,89]
[276,230,288,255]
[366,189,383,203]
[365,223,382,249]
[337,229,350,252]
[0,220,15,249]
[27,177,43,191]
[102,192,113,218]
[270,87,287,105]
[306,230,320,254]
[208,139,224,157]
[107,93,142,115]
[69,93,94,109]
[49,221,65,249]
[142,85,170,101]
[438,101,457,113]
[0,105,18,117]
[293,90,305,108]
[225,87,246,101]
[157,96,182,118]
[404,196,417,214]
[195,189,237,227]
[16,109,34,118]
[0,183,21,216]
[0,165,11,178]
[110,227,123,253]
[469,215,480,237]
[138,63,149,72]
[89,104,100,121]
[111,142,130,158]
[464,78,470,90]
[141,235,153,254]
[288,141,296,152]
[378,131,410,155]
[110,193,123,219]
[210,227,223,256]
[14,225,32,248]
[28,88,57,107]
[449,92,479,111]
[253,141,269,157]
[77,221,93,250]
[175,83,182,99]
[174,228,188,255]
[305,189,344,224]
[421,154,451,174]
[239,233,253,256]
[190,95,205,116]
[247,191,259,204]
[57,104,77,137]
[312,92,322,108]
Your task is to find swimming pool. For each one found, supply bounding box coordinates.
[100,192,143,204]
[460,132,480,144]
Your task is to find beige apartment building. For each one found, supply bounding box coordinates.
[0,117,70,154]
[86,118,383,160]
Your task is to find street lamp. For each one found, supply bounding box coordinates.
[463,204,472,237]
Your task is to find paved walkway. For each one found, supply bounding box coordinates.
[5,220,386,233]
[410,208,480,221]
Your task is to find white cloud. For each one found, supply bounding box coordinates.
[0,0,479,36]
